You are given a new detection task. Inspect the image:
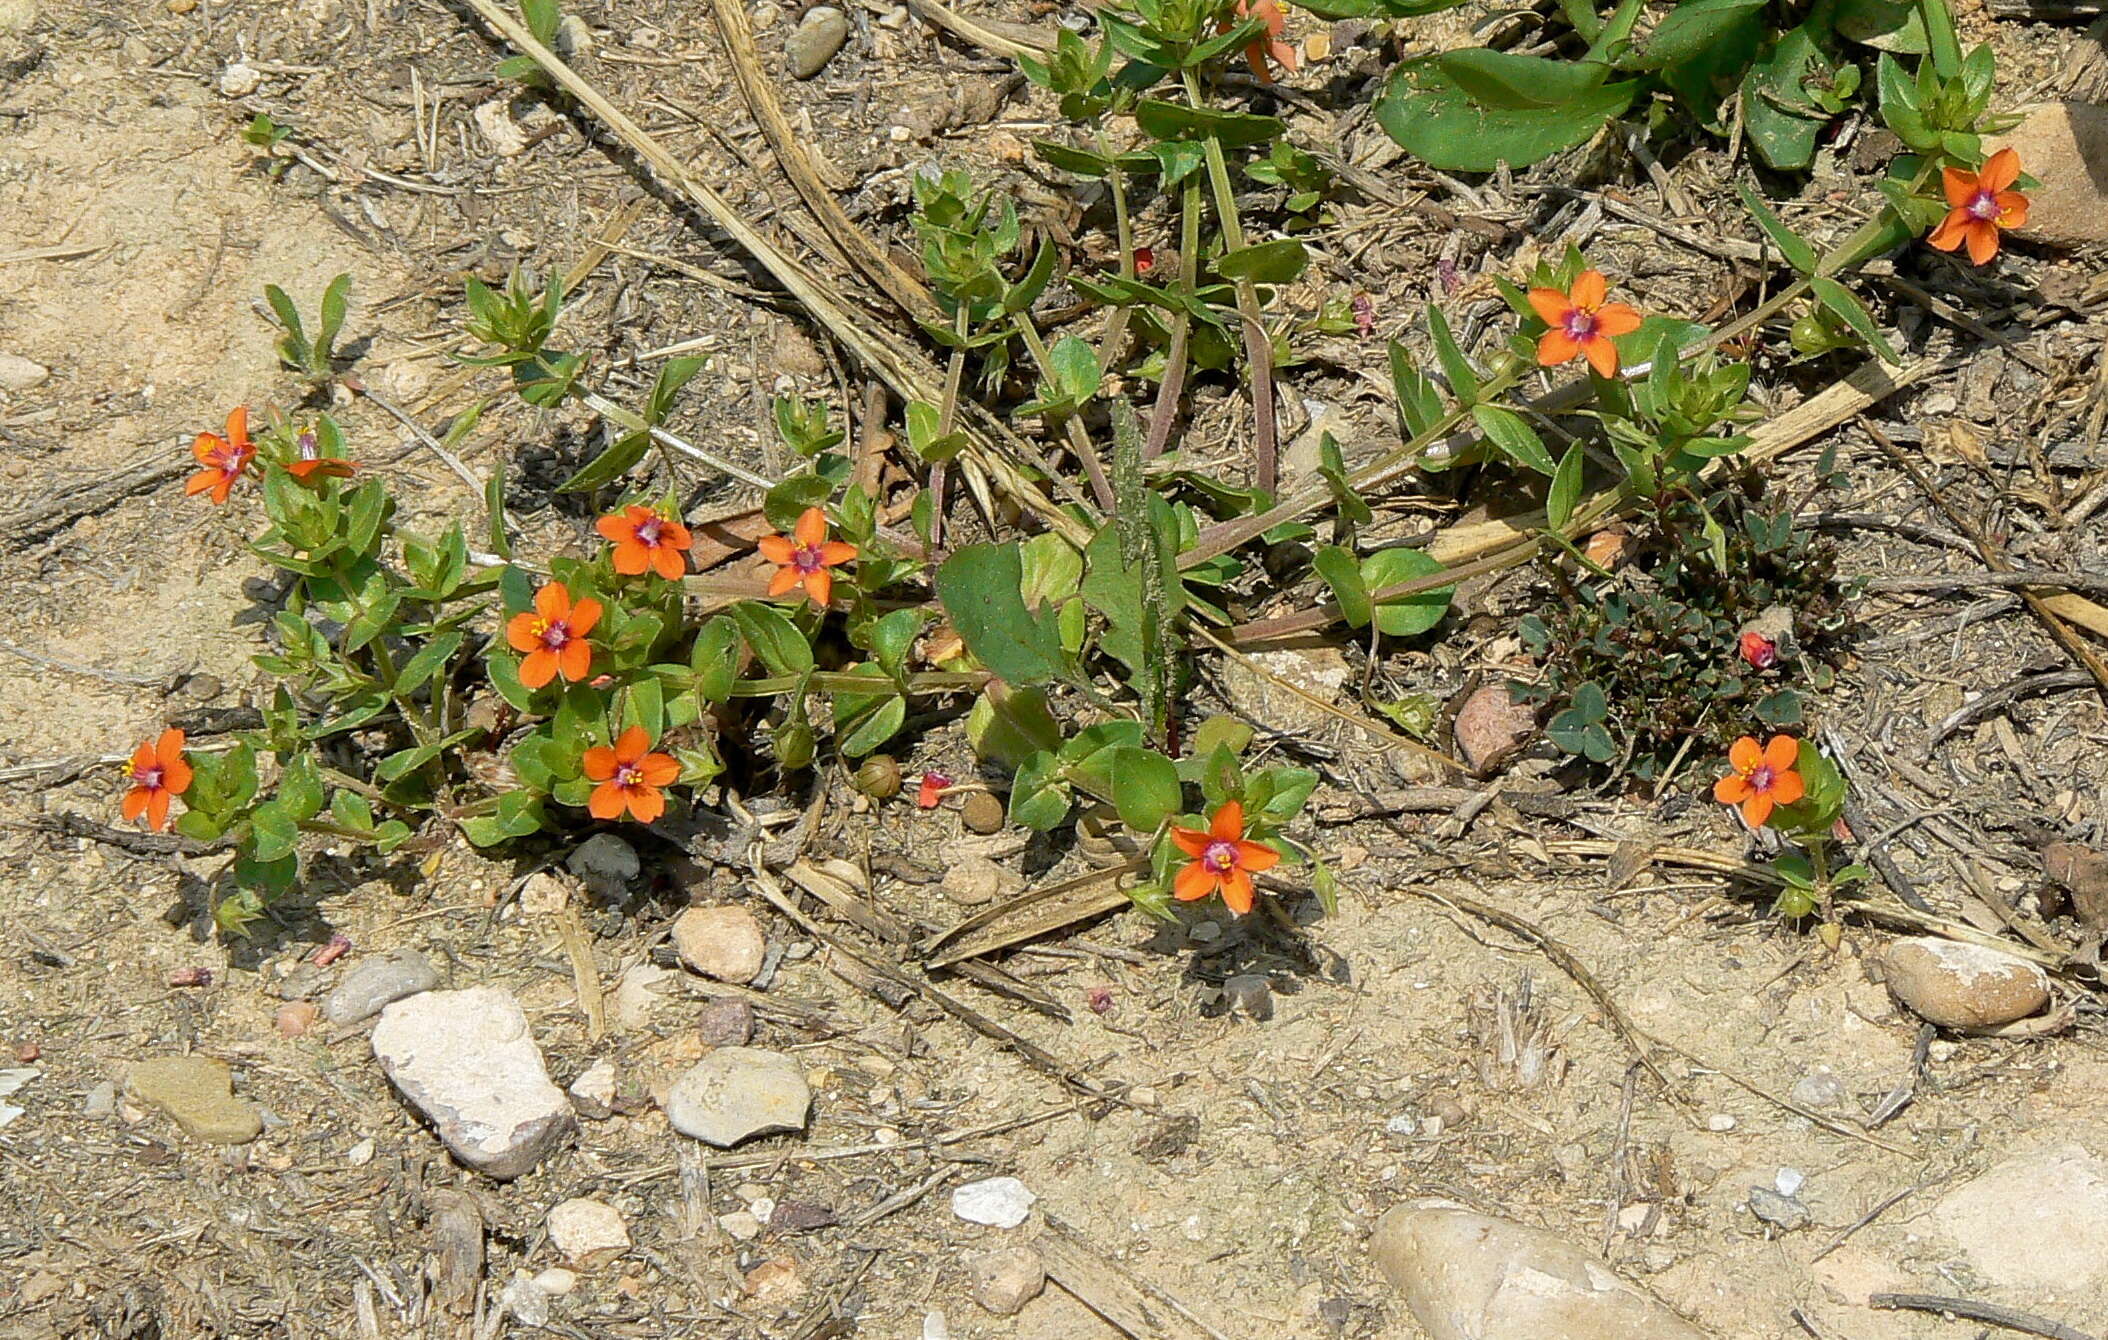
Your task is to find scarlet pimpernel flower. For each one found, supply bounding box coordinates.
[758,507,855,608]
[582,725,680,823]
[1714,734,1805,828]
[1169,801,1281,916]
[505,581,600,690]
[1226,0,1297,83]
[1928,147,2028,266]
[122,728,193,832]
[597,503,693,581]
[186,407,257,504]
[1528,270,1643,378]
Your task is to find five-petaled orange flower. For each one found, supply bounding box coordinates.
[1714,734,1806,828]
[122,728,193,832]
[1169,801,1281,916]
[1528,270,1644,378]
[505,581,601,690]
[1225,0,1297,83]
[582,725,680,823]
[285,430,360,485]
[186,407,257,505]
[758,506,856,608]
[597,504,693,581]
[1928,147,2028,266]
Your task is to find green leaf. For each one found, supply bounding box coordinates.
[731,601,815,677]
[1107,746,1181,833]
[395,631,463,696]
[935,543,1069,687]
[1362,547,1454,637]
[1133,98,1286,146]
[1388,340,1445,436]
[1008,750,1073,831]
[1426,304,1480,402]
[967,683,1063,768]
[277,752,325,822]
[833,665,907,758]
[1376,58,1638,172]
[1547,440,1585,530]
[330,791,376,832]
[763,474,835,532]
[264,284,305,346]
[559,429,651,493]
[1213,238,1309,285]
[1737,186,1820,274]
[1443,48,1614,107]
[645,356,707,425]
[1047,336,1102,405]
[1314,545,1373,628]
[1629,0,1766,70]
[689,615,741,701]
[1741,27,1832,171]
[1809,276,1900,364]
[485,463,513,560]
[248,800,300,864]
[317,272,352,360]
[1471,405,1558,476]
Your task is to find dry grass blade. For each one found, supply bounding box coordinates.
[923,859,1146,968]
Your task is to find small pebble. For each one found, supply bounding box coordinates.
[1775,1167,1805,1197]
[182,673,223,701]
[785,6,850,79]
[1705,1113,1737,1132]
[952,1176,1036,1229]
[345,1137,376,1166]
[568,833,641,897]
[1747,1186,1810,1231]
[965,1246,1046,1316]
[83,1081,116,1118]
[275,1001,319,1038]
[217,61,262,97]
[1385,1114,1419,1136]
[533,1267,578,1296]
[1789,1068,1846,1110]
[718,1210,764,1240]
[961,791,1005,834]
[698,997,756,1048]
[672,905,767,984]
[548,1197,630,1268]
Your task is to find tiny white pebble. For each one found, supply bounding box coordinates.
[1775,1167,1805,1197]
[1706,1114,1737,1132]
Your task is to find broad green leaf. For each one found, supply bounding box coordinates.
[1376,59,1638,172]
[1443,48,1613,107]
[934,543,1068,686]
[1362,547,1453,637]
[1314,545,1373,628]
[763,474,835,531]
[248,800,300,865]
[1741,28,1832,171]
[1107,746,1181,833]
[1810,276,1900,364]
[731,601,815,677]
[1133,98,1286,146]
[1471,405,1558,476]
[1628,0,1766,71]
[1008,750,1073,831]
[1547,441,1585,530]
[1213,238,1309,285]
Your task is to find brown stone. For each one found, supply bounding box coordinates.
[1988,103,2108,251]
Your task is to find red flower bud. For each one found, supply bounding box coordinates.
[916,772,953,809]
[1739,631,1778,670]
[1132,247,1155,275]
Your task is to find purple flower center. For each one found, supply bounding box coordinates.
[614,761,642,789]
[540,621,571,650]
[1563,308,1599,341]
[135,764,163,790]
[636,518,664,546]
[1202,839,1240,873]
[792,543,826,574]
[1968,189,2001,221]
[1748,764,1775,793]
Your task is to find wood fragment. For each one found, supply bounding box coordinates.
[426,1188,484,1317]
[1040,1213,1230,1340]
[921,860,1144,968]
[1870,1293,2099,1340]
[555,903,606,1041]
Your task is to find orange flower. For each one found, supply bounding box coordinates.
[757,507,856,607]
[1527,270,1643,378]
[284,457,359,485]
[581,725,680,823]
[1713,734,1806,828]
[1226,0,1297,83]
[504,581,601,690]
[596,504,693,581]
[1928,147,2028,266]
[186,407,257,504]
[1169,801,1281,915]
[122,728,193,832]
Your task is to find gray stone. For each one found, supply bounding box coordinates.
[1933,1143,2108,1296]
[673,904,767,983]
[322,946,440,1025]
[1220,646,1352,735]
[82,1080,116,1118]
[1746,1187,1809,1231]
[372,987,573,1179]
[665,1047,811,1148]
[942,854,1023,905]
[568,833,640,897]
[965,1246,1045,1315]
[1881,936,2050,1030]
[0,352,50,392]
[125,1057,262,1145]
[1223,973,1274,1021]
[547,1197,629,1268]
[217,61,262,97]
[786,6,850,79]
[568,1059,616,1120]
[1372,1202,1711,1340]
[951,1176,1036,1229]
[1789,1068,1846,1111]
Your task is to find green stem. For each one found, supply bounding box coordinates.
[1012,311,1117,510]
[1143,174,1205,462]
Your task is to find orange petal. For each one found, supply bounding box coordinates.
[816,541,857,566]
[1173,861,1218,901]
[757,535,795,564]
[1581,335,1619,379]
[557,639,594,682]
[1965,219,1999,265]
[651,544,686,581]
[123,786,150,823]
[1537,329,1581,367]
[1768,769,1805,806]
[1742,794,1775,828]
[1570,269,1608,310]
[1940,165,1979,209]
[595,514,632,544]
[1594,302,1642,338]
[793,506,828,548]
[1980,147,2020,194]
[1170,825,1211,858]
[1762,735,1799,773]
[568,597,602,637]
[1728,736,1763,773]
[193,432,226,466]
[581,745,617,781]
[660,519,692,550]
[1715,774,1754,805]
[505,611,544,653]
[156,728,186,767]
[1994,191,2029,230]
[1526,288,1571,327]
[1244,43,1272,82]
[626,786,666,825]
[1269,38,1298,74]
[1210,801,1245,842]
[1219,868,1256,915]
[805,567,833,607]
[637,753,681,787]
[162,756,194,797]
[225,405,249,448]
[588,780,626,821]
[611,540,649,576]
[129,741,157,774]
[212,477,234,505]
[1926,210,1970,253]
[1234,839,1280,873]
[613,725,650,764]
[519,649,556,690]
[768,565,803,597]
[184,467,223,497]
[534,582,570,622]
[147,787,171,831]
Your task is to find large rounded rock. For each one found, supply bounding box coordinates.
[666,1047,811,1147]
[1880,937,2050,1030]
[372,987,573,1179]
[1372,1203,1711,1340]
